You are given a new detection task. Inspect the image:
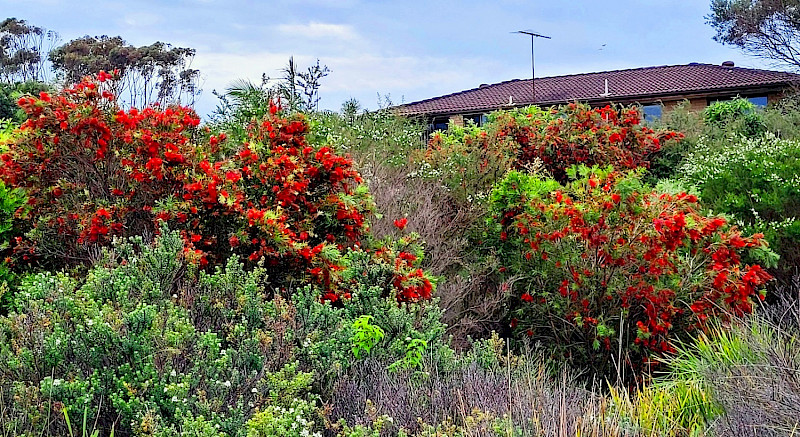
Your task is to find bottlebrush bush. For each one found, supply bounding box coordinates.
[488,166,774,379]
[0,72,388,298]
[511,103,682,182]
[419,104,682,200]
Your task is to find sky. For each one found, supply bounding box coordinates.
[1,0,786,118]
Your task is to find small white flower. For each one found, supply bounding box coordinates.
[223,380,231,388]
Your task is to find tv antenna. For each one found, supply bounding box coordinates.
[515,30,551,104]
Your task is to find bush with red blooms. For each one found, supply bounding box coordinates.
[421,104,682,199]
[510,103,682,182]
[488,165,774,379]
[0,72,432,303]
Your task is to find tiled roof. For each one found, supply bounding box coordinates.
[395,63,800,117]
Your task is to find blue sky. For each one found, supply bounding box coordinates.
[1,0,783,117]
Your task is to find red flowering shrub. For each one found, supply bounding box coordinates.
[510,103,681,182]
[0,73,434,303]
[420,104,682,199]
[489,166,773,379]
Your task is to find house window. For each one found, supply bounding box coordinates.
[465,113,488,126]
[642,104,662,121]
[747,96,768,107]
[431,117,448,132]
[708,95,769,108]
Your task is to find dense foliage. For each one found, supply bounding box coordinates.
[420,103,681,200]
[1,74,414,300]
[0,59,797,435]
[679,133,800,275]
[488,166,773,378]
[0,229,444,436]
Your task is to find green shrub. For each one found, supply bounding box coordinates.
[650,96,800,182]
[0,228,300,436]
[245,363,321,437]
[0,81,51,122]
[291,241,447,387]
[0,178,27,313]
[309,109,426,169]
[703,98,765,137]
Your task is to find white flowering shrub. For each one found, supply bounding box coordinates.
[246,362,321,437]
[309,110,425,168]
[679,133,800,270]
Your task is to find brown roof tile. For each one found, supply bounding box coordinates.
[395,63,800,116]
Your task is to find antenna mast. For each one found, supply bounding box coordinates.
[515,30,551,104]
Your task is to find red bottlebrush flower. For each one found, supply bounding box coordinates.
[225,171,241,183]
[145,157,163,171]
[521,292,534,303]
[393,217,408,230]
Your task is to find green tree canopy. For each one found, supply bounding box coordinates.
[709,0,800,68]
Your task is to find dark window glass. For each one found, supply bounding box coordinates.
[642,104,662,121]
[431,117,448,131]
[708,95,768,107]
[748,96,768,107]
[465,114,488,126]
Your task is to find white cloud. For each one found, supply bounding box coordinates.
[276,22,358,41]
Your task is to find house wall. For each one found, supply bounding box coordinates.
[661,98,707,113]
[448,114,464,127]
